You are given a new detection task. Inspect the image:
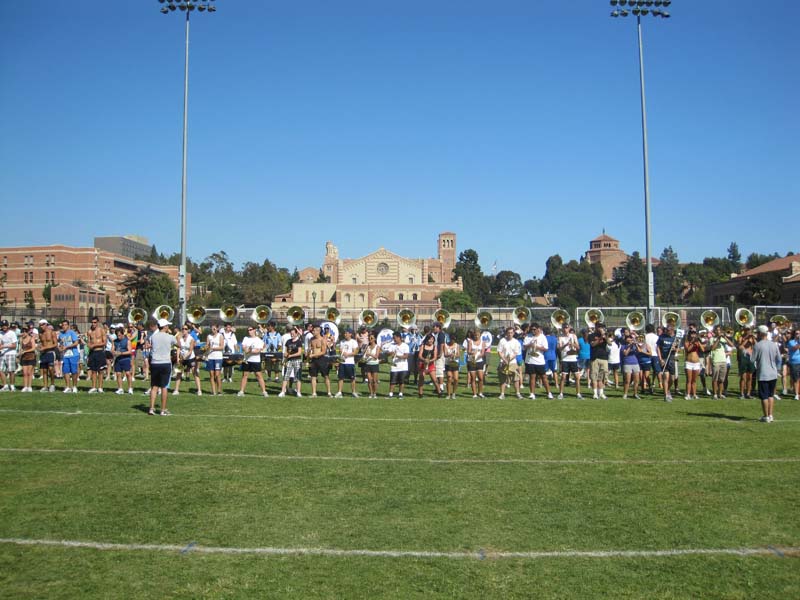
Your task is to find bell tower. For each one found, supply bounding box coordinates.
[438,232,456,281]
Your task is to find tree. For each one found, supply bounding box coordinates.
[316,268,330,283]
[726,242,742,273]
[541,255,564,294]
[608,252,647,306]
[438,290,476,313]
[137,274,179,314]
[745,252,779,271]
[42,283,53,306]
[489,270,524,304]
[655,246,681,304]
[239,260,292,305]
[452,249,490,306]
[24,290,35,309]
[739,272,782,305]
[120,265,157,307]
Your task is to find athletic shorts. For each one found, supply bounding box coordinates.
[308,357,331,378]
[791,364,800,382]
[661,360,675,375]
[524,363,546,376]
[338,364,355,381]
[638,359,652,372]
[577,358,588,371]
[105,351,114,361]
[88,350,107,372]
[206,359,222,372]
[62,356,79,375]
[757,379,777,401]
[241,361,261,373]
[685,361,702,372]
[622,363,640,375]
[390,370,407,385]
[181,358,196,370]
[739,355,756,374]
[560,361,579,374]
[150,363,172,389]
[545,359,557,373]
[609,362,621,372]
[652,359,663,374]
[114,358,131,373]
[364,363,380,374]
[466,360,485,372]
[40,350,56,368]
[21,357,37,367]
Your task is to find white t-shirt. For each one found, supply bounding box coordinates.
[178,334,195,360]
[558,334,578,362]
[466,338,484,362]
[242,336,264,364]
[523,333,547,366]
[608,341,621,365]
[207,332,224,360]
[497,337,521,363]
[222,330,238,353]
[0,330,18,356]
[645,332,659,357]
[339,338,359,365]
[390,342,410,372]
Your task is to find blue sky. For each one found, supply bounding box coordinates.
[1,1,797,281]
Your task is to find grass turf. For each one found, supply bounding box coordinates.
[1,369,798,598]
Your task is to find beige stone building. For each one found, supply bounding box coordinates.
[275,232,463,316]
[584,232,630,281]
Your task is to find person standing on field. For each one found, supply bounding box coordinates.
[753,325,781,423]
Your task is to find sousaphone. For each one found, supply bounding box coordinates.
[220,304,239,323]
[397,309,416,328]
[584,308,604,327]
[625,311,645,331]
[127,307,147,324]
[700,310,719,331]
[474,310,493,330]
[358,309,378,328]
[734,308,755,329]
[325,307,342,326]
[152,305,175,322]
[253,305,273,325]
[187,305,207,325]
[433,309,451,329]
[286,305,305,327]
[513,307,531,326]
[550,309,570,330]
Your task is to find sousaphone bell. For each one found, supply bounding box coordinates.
[513,307,531,326]
[220,304,239,323]
[625,311,645,331]
[325,307,342,326]
[187,305,207,325]
[474,310,493,330]
[584,308,604,327]
[397,309,416,328]
[734,308,755,329]
[253,305,273,325]
[700,310,719,330]
[127,307,147,324]
[358,309,378,328]
[152,305,175,323]
[661,311,681,329]
[286,305,305,327]
[550,309,570,329]
[433,309,451,329]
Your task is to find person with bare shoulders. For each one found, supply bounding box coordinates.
[307,324,332,398]
[38,320,58,392]
[86,317,108,393]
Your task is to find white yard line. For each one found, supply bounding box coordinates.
[0,537,796,560]
[2,447,797,466]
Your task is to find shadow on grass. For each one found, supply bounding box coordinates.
[131,403,151,414]
[684,411,748,422]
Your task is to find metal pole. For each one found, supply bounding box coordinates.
[637,15,655,325]
[179,10,190,327]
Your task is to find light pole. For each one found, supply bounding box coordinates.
[312,291,317,323]
[610,0,671,325]
[158,0,217,326]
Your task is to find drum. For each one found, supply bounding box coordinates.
[223,353,244,366]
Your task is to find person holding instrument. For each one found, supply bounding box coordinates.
[709,325,733,399]
[683,330,705,400]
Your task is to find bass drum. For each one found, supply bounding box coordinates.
[320,321,339,343]
[377,328,395,351]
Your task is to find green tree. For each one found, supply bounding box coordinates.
[655,246,682,304]
[726,242,742,273]
[24,290,35,309]
[120,265,157,307]
[541,255,564,294]
[739,272,782,305]
[316,268,330,283]
[452,249,490,306]
[489,270,523,305]
[137,274,179,314]
[745,252,779,271]
[42,283,53,306]
[239,260,292,305]
[438,290,476,313]
[609,252,647,306]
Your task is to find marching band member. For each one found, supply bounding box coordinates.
[308,325,333,398]
[737,326,757,399]
[221,323,238,383]
[588,323,610,400]
[112,325,134,395]
[497,327,522,399]
[238,325,268,397]
[363,332,381,398]
[206,324,225,396]
[432,322,447,395]
[557,325,581,399]
[466,329,486,398]
[174,324,202,396]
[644,324,660,392]
[387,331,409,398]
[709,325,732,399]
[417,328,438,397]
[753,325,781,423]
[683,328,705,400]
[262,320,283,382]
[656,325,678,403]
[787,328,800,401]
[278,326,304,397]
[443,332,461,399]
[148,318,178,416]
[335,328,360,398]
[38,320,58,393]
[523,323,551,400]
[620,331,643,399]
[356,326,369,383]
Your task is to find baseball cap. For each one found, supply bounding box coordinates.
[157,318,171,328]
[0,320,8,327]
[39,319,49,325]
[757,325,769,335]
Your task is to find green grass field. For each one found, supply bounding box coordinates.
[1,369,798,599]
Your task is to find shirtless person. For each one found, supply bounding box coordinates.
[38,321,59,392]
[86,317,108,393]
[307,325,333,397]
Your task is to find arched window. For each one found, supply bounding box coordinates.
[345,293,351,303]
[412,293,418,301]
[358,294,365,303]
[398,293,404,301]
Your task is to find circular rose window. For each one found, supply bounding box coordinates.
[376,262,389,275]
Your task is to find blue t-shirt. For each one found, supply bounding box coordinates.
[544,335,558,361]
[788,339,800,365]
[58,330,80,359]
[114,336,130,356]
[578,338,591,360]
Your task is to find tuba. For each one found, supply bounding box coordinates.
[734,308,755,329]
[700,310,719,331]
[513,307,531,326]
[625,311,646,331]
[253,305,272,325]
[584,308,604,327]
[433,309,452,329]
[286,305,305,327]
[661,311,681,329]
[325,307,341,326]
[152,305,175,323]
[220,304,239,323]
[358,309,378,328]
[771,314,789,329]
[397,309,416,328]
[127,307,147,325]
[550,309,570,330]
[474,310,493,330]
[187,304,207,325]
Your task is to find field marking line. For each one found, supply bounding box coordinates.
[1,537,797,560]
[2,408,796,426]
[2,447,799,466]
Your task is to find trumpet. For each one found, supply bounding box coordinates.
[325,307,341,325]
[127,307,147,325]
[550,309,570,330]
[625,311,645,331]
[358,309,378,328]
[700,310,719,330]
[397,309,416,328]
[220,304,239,323]
[734,308,755,329]
[584,308,604,327]
[433,309,451,329]
[152,305,174,323]
[253,305,272,325]
[187,304,207,325]
[513,307,531,327]
[286,306,305,327]
[474,310,493,330]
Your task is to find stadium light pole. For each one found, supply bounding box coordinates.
[610,0,671,325]
[158,0,217,326]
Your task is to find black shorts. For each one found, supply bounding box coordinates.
[308,357,331,377]
[757,379,777,401]
[560,361,579,374]
[20,357,37,367]
[181,358,196,370]
[105,351,114,361]
[338,364,356,381]
[88,350,107,372]
[609,363,621,372]
[525,363,546,376]
[241,361,262,373]
[150,363,172,389]
[466,360,485,372]
[390,370,407,385]
[364,364,380,374]
[39,350,56,368]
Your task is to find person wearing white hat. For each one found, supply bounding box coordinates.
[753,325,781,423]
[148,318,178,415]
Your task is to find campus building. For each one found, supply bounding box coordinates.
[706,254,800,305]
[93,235,154,260]
[275,232,463,316]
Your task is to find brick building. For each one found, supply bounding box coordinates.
[584,232,629,281]
[0,244,185,315]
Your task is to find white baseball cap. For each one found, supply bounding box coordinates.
[157,318,171,328]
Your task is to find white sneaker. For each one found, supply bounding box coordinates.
[115,389,124,395]
[774,394,781,400]
[278,392,286,397]
[547,393,554,399]
[72,387,78,393]
[388,392,394,398]
[263,391,269,397]
[0,385,8,392]
[473,394,477,398]
[40,387,49,393]
[21,387,31,393]
[767,415,774,423]
[172,390,179,396]
[759,416,769,423]
[623,394,628,399]
[498,394,505,399]
[795,394,799,401]
[237,391,245,397]
[311,393,318,397]
[686,395,691,400]
[88,388,97,394]
[63,387,72,393]
[557,393,564,399]
[49,385,55,392]
[352,392,359,398]
[296,392,302,397]
[398,393,404,398]
[600,392,607,400]
[529,393,536,400]
[478,393,485,398]
[334,392,343,398]
[576,393,583,399]
[516,393,522,399]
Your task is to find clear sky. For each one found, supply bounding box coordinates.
[1,1,797,281]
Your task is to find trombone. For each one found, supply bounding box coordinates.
[512,307,531,327]
[584,308,604,327]
[433,309,452,329]
[550,309,570,330]
[734,308,755,329]
[253,305,273,325]
[397,309,416,328]
[187,305,207,325]
[152,305,174,323]
[474,310,493,330]
[325,307,342,326]
[220,304,239,323]
[358,309,378,328]
[127,307,147,325]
